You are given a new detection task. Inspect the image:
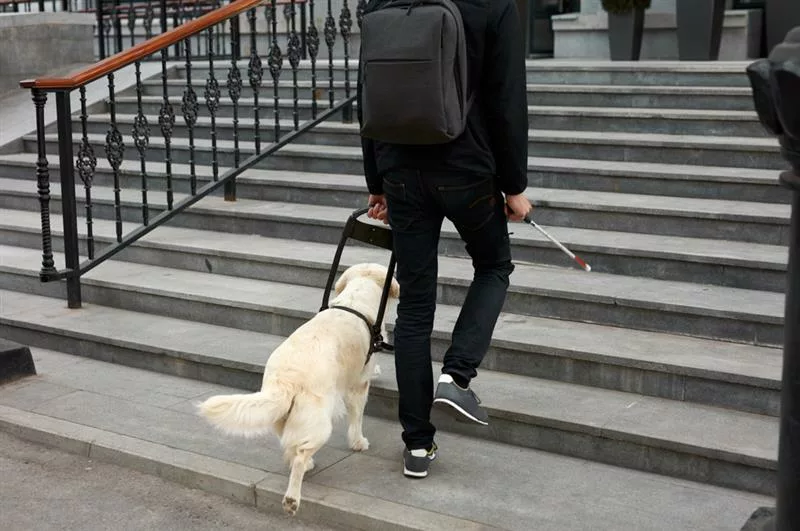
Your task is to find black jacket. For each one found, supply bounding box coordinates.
[356,0,529,196]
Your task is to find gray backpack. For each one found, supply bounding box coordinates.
[358,0,472,145]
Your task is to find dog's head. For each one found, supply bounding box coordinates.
[334,263,400,299]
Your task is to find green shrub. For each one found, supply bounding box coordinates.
[601,0,652,14]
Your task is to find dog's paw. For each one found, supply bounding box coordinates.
[305,458,315,472]
[350,436,370,452]
[282,496,299,516]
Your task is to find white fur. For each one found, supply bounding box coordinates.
[197,263,399,516]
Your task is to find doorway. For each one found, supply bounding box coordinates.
[527,0,581,56]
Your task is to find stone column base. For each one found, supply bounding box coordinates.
[0,339,36,384]
[552,9,762,60]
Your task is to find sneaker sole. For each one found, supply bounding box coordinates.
[433,397,489,426]
[403,467,429,478]
[403,452,437,479]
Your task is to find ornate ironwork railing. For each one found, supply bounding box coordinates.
[20,0,360,308]
[95,0,313,61]
[95,0,226,60]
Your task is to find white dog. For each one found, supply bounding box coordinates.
[197,263,399,516]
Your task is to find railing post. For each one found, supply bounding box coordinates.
[159,0,167,35]
[96,0,106,59]
[55,91,82,309]
[230,11,241,60]
[225,12,242,202]
[339,0,353,123]
[114,0,123,53]
[300,2,307,60]
[32,90,58,284]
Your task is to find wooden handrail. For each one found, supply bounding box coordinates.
[20,0,263,90]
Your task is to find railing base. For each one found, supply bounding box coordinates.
[224,178,236,201]
[66,274,82,308]
[741,507,775,531]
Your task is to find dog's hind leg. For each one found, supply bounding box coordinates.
[345,382,370,452]
[282,448,314,516]
[281,397,333,516]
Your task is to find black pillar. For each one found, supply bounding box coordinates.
[745,26,800,531]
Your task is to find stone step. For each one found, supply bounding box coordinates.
[2,153,790,289]
[82,102,780,164]
[111,94,344,122]
[0,293,778,497]
[0,237,783,345]
[0,212,783,416]
[0,349,495,531]
[1,150,784,204]
[141,79,757,111]
[140,77,354,102]
[24,133,791,245]
[526,84,756,111]
[3,137,792,249]
[29,125,785,180]
[21,135,789,245]
[85,105,769,140]
[106,94,773,142]
[180,59,754,87]
[0,171,789,291]
[524,61,753,87]
[0,347,774,529]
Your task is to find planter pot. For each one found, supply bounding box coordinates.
[607,9,645,61]
[676,0,726,60]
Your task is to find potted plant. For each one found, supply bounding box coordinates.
[602,0,652,61]
[676,0,727,60]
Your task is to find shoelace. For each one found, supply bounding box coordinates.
[470,389,481,405]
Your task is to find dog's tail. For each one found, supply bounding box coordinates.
[197,383,295,438]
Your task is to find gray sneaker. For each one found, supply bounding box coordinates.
[432,374,489,425]
[403,443,438,478]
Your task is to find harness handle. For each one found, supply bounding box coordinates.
[322,208,397,364]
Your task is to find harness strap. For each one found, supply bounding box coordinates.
[329,305,394,364]
[327,254,397,365]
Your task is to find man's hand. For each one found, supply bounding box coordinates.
[505,193,532,222]
[367,194,389,224]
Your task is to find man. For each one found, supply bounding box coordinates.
[357,0,532,478]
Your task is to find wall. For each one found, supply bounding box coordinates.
[0,12,95,94]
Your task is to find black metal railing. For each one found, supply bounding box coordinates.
[21,0,361,308]
[96,0,228,59]
[96,0,313,62]
[0,0,89,12]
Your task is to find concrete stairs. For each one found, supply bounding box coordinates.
[0,348,771,530]
[0,59,785,526]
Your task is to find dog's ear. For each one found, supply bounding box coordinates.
[334,267,353,295]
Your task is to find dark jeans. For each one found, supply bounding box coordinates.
[382,169,514,451]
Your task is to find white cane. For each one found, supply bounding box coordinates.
[523,215,592,272]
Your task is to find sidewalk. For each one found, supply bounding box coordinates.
[0,348,772,530]
[0,430,333,531]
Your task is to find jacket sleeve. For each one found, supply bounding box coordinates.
[482,0,529,196]
[356,44,383,195]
